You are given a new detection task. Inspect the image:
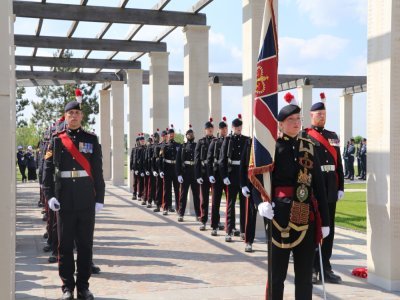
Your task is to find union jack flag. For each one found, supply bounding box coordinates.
[248,0,278,203]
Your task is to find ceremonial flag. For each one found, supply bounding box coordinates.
[248,0,278,203]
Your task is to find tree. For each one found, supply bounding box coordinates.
[31,50,99,132]
[16,123,40,149]
[16,87,29,127]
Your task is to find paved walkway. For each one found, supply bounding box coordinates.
[16,182,400,300]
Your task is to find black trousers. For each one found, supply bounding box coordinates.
[18,163,27,181]
[47,209,58,254]
[343,159,348,177]
[314,201,336,273]
[132,172,137,196]
[210,173,226,230]
[28,167,37,181]
[155,176,163,208]
[348,158,354,178]
[136,174,145,198]
[147,174,156,203]
[178,166,200,217]
[57,209,95,292]
[226,166,246,234]
[199,172,212,224]
[244,197,257,244]
[360,156,367,178]
[270,223,315,300]
[162,164,179,211]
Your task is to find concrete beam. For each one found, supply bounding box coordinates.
[13,1,207,26]
[16,71,122,82]
[15,56,141,70]
[14,35,167,53]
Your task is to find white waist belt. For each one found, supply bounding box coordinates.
[165,159,176,164]
[60,170,89,178]
[321,165,335,172]
[231,160,241,165]
[184,161,195,165]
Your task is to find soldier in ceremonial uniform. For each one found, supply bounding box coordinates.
[176,125,200,221]
[135,134,147,203]
[219,114,249,242]
[159,125,180,215]
[306,93,345,284]
[195,118,215,230]
[359,138,367,180]
[345,138,355,180]
[130,136,140,200]
[257,93,330,300]
[240,137,259,253]
[207,117,228,236]
[153,129,167,212]
[144,134,157,208]
[43,99,105,300]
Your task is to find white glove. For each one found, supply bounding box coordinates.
[95,203,104,213]
[145,171,150,176]
[159,172,164,178]
[242,186,251,197]
[322,226,330,238]
[258,202,274,219]
[48,197,60,212]
[197,178,204,184]
[223,177,231,185]
[153,171,158,177]
[209,176,216,183]
[140,172,144,177]
[178,175,184,184]
[134,170,139,175]
[337,190,344,200]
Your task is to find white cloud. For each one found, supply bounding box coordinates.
[280,34,349,61]
[296,0,367,27]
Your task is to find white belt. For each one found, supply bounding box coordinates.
[201,160,207,166]
[165,159,176,164]
[321,165,335,172]
[184,161,195,165]
[231,160,241,165]
[60,170,89,178]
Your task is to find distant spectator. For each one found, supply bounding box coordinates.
[359,138,367,180]
[345,139,355,180]
[16,145,27,182]
[343,141,349,178]
[25,145,37,181]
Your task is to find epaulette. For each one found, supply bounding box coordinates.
[54,129,66,136]
[82,128,98,136]
[298,131,315,146]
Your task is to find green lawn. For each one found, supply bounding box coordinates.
[344,183,366,190]
[336,191,366,232]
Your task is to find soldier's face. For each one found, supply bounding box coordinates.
[233,125,242,135]
[140,139,145,145]
[186,132,194,141]
[205,127,214,136]
[310,110,326,127]
[65,109,83,129]
[280,113,302,137]
[168,133,175,140]
[219,127,228,137]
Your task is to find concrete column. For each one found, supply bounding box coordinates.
[183,25,210,135]
[242,0,267,136]
[0,1,15,298]
[99,90,111,180]
[149,52,169,133]
[126,69,143,190]
[339,94,353,149]
[110,81,125,186]
[367,0,400,291]
[297,85,313,128]
[208,81,222,121]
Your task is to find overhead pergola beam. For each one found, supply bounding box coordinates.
[16,71,122,82]
[15,56,141,70]
[278,75,366,91]
[343,84,367,95]
[14,35,167,52]
[13,2,207,27]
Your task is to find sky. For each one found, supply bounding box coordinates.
[15,0,367,138]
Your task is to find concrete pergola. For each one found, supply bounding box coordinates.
[1,0,397,297]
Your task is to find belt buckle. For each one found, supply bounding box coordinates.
[71,170,79,178]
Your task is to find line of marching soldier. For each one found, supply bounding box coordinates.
[129,115,261,252]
